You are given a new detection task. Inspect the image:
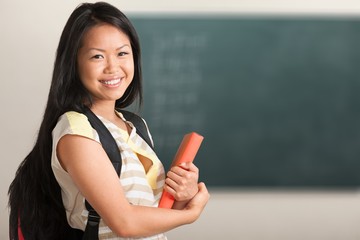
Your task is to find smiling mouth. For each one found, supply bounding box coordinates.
[100,78,121,86]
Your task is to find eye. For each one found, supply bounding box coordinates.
[118,52,128,57]
[91,54,104,59]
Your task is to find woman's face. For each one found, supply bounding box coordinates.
[77,23,134,104]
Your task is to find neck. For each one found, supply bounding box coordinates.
[90,101,117,121]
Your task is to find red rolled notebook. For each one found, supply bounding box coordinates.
[158,132,204,208]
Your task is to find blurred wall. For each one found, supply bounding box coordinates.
[1,1,360,239]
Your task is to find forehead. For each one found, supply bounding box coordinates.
[81,23,131,48]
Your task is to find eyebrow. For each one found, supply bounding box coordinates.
[87,44,131,52]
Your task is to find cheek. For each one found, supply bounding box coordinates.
[78,61,101,85]
[126,60,135,79]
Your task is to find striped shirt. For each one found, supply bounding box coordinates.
[51,111,167,239]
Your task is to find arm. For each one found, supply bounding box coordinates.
[57,135,209,238]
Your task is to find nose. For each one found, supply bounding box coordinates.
[104,56,119,74]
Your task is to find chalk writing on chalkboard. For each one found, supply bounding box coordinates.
[145,31,207,149]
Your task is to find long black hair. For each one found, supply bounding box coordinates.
[8,2,142,239]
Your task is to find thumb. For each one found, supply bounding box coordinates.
[197,182,208,193]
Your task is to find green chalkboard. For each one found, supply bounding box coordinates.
[130,16,360,187]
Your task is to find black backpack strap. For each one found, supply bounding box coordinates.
[84,108,122,175]
[82,206,101,240]
[82,107,122,240]
[118,109,154,150]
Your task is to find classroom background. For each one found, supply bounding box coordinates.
[1,0,360,239]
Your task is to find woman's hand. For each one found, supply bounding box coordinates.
[184,182,210,221]
[164,162,199,204]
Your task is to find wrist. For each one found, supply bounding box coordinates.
[183,204,201,224]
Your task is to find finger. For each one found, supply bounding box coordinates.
[197,182,207,192]
[165,176,179,190]
[169,165,196,179]
[168,171,196,189]
[166,169,183,184]
[178,162,199,173]
[163,183,176,196]
[196,182,210,201]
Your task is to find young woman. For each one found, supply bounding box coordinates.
[8,2,209,239]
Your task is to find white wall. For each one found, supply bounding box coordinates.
[167,189,360,239]
[2,1,360,239]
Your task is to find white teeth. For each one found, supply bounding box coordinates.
[102,79,120,85]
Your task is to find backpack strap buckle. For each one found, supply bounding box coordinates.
[87,210,100,225]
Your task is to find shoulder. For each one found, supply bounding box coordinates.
[53,111,99,142]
